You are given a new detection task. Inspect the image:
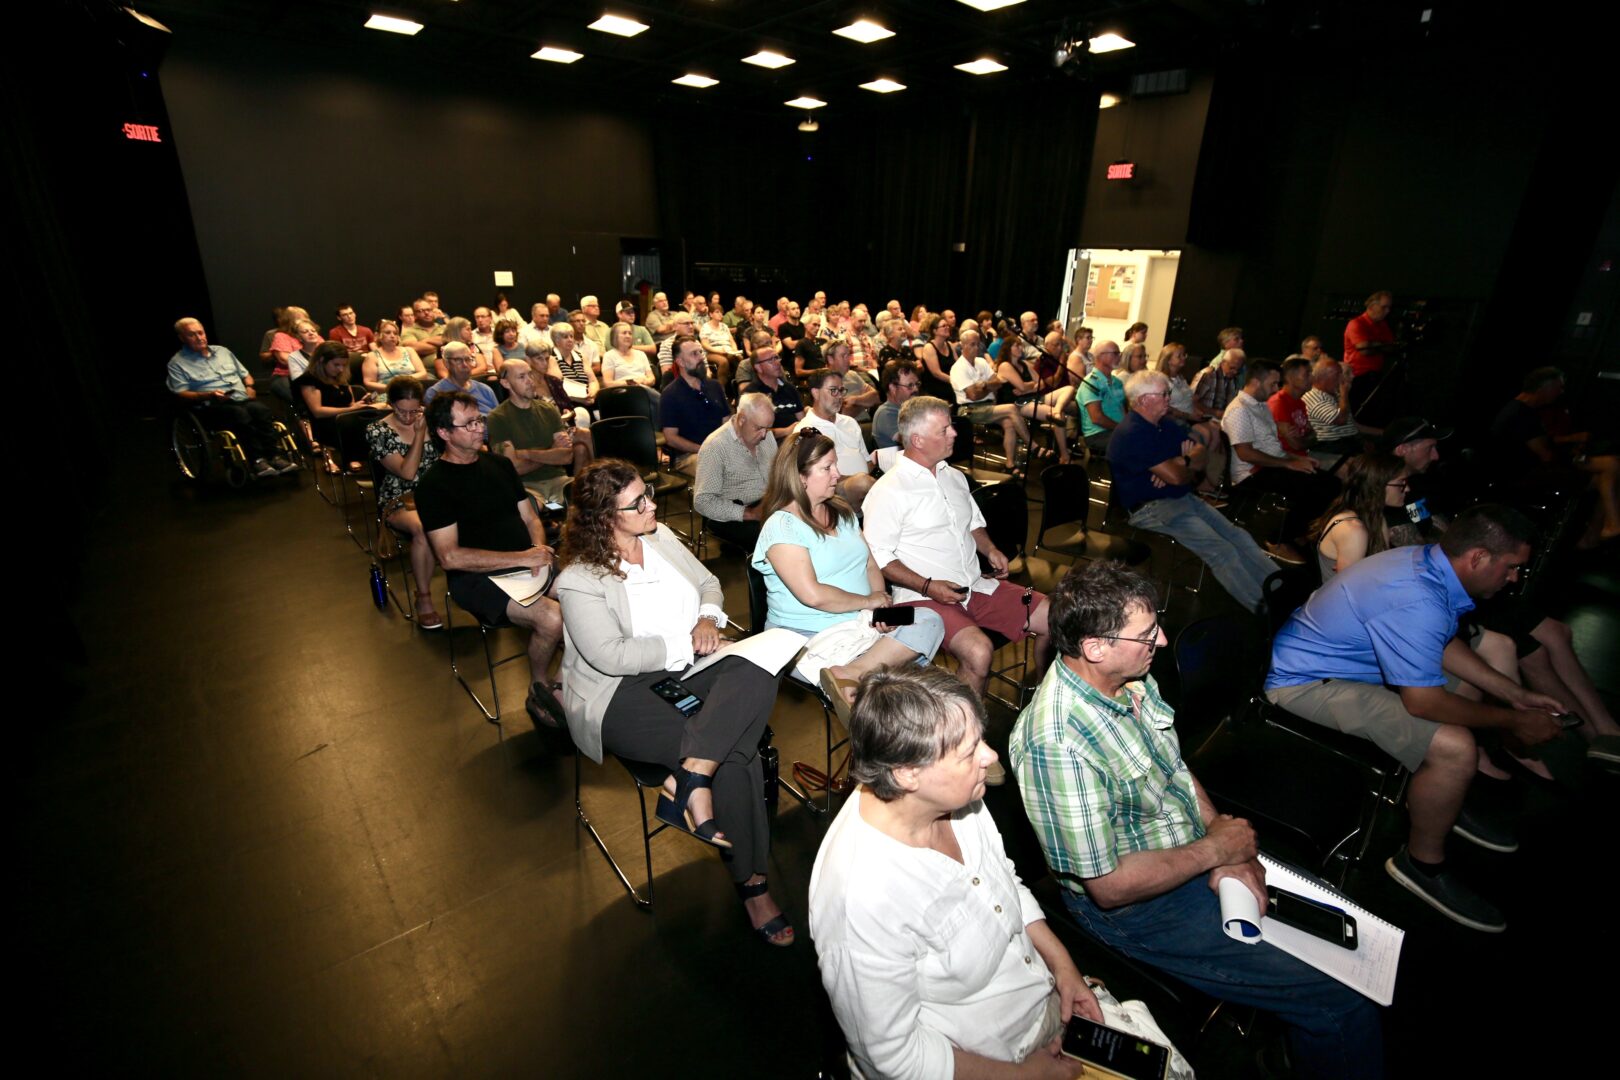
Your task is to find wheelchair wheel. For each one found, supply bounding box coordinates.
[225,461,250,488]
[172,412,215,483]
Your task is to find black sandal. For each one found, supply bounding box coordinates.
[736,879,794,946]
[655,766,733,850]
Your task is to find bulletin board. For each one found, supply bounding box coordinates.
[1084,264,1136,321]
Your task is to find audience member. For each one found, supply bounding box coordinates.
[366,376,441,628]
[548,322,599,410]
[1076,340,1126,458]
[577,295,610,354]
[167,317,295,477]
[287,318,324,381]
[656,311,698,374]
[1302,355,1379,469]
[1312,453,1413,583]
[424,342,498,417]
[797,370,876,514]
[1489,366,1620,542]
[660,334,731,476]
[1190,345,1244,426]
[742,339,803,439]
[645,291,677,342]
[871,360,919,451]
[699,303,743,383]
[470,307,499,368]
[488,360,584,506]
[493,320,526,364]
[520,303,554,351]
[1148,342,1225,490]
[614,299,657,360]
[826,339,879,420]
[811,666,1100,1080]
[556,460,792,944]
[402,298,446,361]
[693,393,777,552]
[601,322,660,407]
[915,314,957,403]
[1268,356,1316,458]
[951,328,1030,471]
[1344,290,1398,415]
[294,340,378,452]
[1222,359,1340,555]
[1011,561,1384,1079]
[328,304,373,356]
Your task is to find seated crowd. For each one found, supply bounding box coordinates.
[165,286,1616,1079]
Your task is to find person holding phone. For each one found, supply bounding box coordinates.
[810,666,1102,1080]
[556,460,792,946]
[366,377,441,628]
[751,431,945,720]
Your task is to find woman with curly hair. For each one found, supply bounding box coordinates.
[555,460,793,945]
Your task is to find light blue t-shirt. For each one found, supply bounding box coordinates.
[1266,544,1474,692]
[751,509,870,634]
[1077,370,1126,437]
[424,376,498,415]
[166,346,251,400]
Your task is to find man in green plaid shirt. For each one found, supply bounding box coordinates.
[1010,562,1383,1079]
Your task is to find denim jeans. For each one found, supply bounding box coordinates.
[1063,879,1384,1079]
[1128,495,1276,612]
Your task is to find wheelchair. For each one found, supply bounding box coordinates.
[171,405,299,488]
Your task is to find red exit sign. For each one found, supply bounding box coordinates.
[123,123,162,143]
[1106,160,1134,180]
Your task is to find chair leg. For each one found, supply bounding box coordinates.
[575,754,655,909]
[776,696,836,816]
[447,589,499,724]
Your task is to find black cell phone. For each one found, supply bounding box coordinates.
[650,676,703,717]
[1555,712,1584,730]
[1060,1015,1171,1080]
[871,606,915,625]
[1267,887,1357,950]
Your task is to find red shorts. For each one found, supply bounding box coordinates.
[905,580,1043,646]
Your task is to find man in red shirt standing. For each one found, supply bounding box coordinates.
[1267,356,1314,458]
[1343,290,1398,418]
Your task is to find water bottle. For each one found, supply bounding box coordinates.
[369,562,387,610]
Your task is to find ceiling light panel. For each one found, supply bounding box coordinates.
[532,46,583,63]
[672,73,718,88]
[955,0,1024,11]
[589,14,648,37]
[954,58,1008,75]
[833,20,894,44]
[743,50,795,68]
[860,78,905,93]
[785,96,827,109]
[365,14,423,35]
[1089,33,1135,53]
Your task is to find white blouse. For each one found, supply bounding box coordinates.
[619,541,723,671]
[809,789,1058,1080]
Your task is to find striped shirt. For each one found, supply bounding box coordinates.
[1301,387,1359,442]
[693,421,776,522]
[1009,661,1204,898]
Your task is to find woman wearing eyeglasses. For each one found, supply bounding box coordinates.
[366,376,442,628]
[556,459,794,946]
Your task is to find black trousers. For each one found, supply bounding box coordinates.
[602,658,779,883]
[193,398,278,460]
[1234,467,1340,545]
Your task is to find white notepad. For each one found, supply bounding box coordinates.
[1217,854,1404,1006]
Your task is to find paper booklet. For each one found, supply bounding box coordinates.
[487,568,552,607]
[1217,854,1404,1006]
[684,626,806,679]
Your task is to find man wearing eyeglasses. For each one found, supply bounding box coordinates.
[416,391,566,732]
[1011,561,1383,1080]
[423,343,498,416]
[1110,371,1281,612]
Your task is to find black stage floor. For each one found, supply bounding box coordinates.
[24,421,1618,1076]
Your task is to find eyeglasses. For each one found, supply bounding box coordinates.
[616,493,654,513]
[822,386,845,395]
[451,416,487,430]
[1097,621,1162,648]
[1136,390,1169,399]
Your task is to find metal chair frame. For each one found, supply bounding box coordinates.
[575,752,673,909]
[444,591,529,725]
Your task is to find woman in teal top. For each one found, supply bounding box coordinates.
[751,431,945,714]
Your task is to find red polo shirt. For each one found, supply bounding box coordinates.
[1268,388,1311,456]
[1343,313,1393,377]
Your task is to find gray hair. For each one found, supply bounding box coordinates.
[737,392,774,423]
[442,341,471,361]
[1311,357,1341,386]
[896,395,950,447]
[959,328,982,349]
[174,317,201,335]
[524,341,553,359]
[848,666,985,801]
[1125,369,1170,403]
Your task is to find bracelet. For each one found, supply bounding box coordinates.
[922,578,932,596]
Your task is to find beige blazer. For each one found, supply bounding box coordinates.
[555,524,725,762]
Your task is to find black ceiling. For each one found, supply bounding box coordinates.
[126,0,1503,118]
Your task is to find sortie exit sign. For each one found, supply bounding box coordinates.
[1106,160,1134,180]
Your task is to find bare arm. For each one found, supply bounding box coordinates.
[425,520,553,575]
[663,427,703,456]
[766,542,883,613]
[1232,441,1314,471]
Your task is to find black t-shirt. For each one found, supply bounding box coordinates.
[778,319,806,346]
[292,372,354,411]
[795,338,824,371]
[414,453,532,574]
[744,379,804,430]
[1489,399,1547,470]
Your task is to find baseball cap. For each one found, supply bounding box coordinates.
[1381,417,1453,451]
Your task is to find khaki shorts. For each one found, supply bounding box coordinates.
[1264,669,1462,772]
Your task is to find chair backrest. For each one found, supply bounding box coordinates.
[590,415,660,473]
[949,415,976,467]
[1260,568,1317,639]
[746,562,770,636]
[1174,613,1269,725]
[972,480,1029,565]
[1037,462,1091,541]
[334,409,378,470]
[597,384,656,423]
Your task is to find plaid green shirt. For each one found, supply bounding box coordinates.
[1009,660,1205,897]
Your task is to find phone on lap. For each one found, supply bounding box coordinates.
[650,676,703,717]
[1060,1016,1171,1080]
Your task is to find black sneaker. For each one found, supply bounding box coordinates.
[270,455,299,474]
[1586,734,1620,769]
[251,457,278,478]
[1384,847,1506,933]
[1450,806,1518,853]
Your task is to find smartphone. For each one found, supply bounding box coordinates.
[1060,1016,1170,1080]
[1267,887,1357,950]
[1555,712,1584,730]
[650,676,703,718]
[871,606,916,625]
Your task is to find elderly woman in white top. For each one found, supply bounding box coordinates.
[556,459,792,945]
[601,321,660,407]
[810,666,1101,1080]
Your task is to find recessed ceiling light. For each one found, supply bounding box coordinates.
[955,0,1024,11]
[1089,33,1135,54]
[1098,93,1121,109]
[588,14,648,37]
[365,14,423,35]
[860,78,906,94]
[833,19,894,44]
[744,50,795,68]
[672,73,718,88]
[954,57,1008,75]
[532,46,583,63]
[785,96,827,110]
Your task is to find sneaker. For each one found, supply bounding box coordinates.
[1384,846,1506,933]
[271,455,299,474]
[1263,541,1305,565]
[983,759,1007,787]
[1450,805,1518,853]
[1586,734,1620,769]
[1198,490,1229,509]
[251,457,278,478]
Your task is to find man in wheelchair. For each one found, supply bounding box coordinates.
[168,317,296,477]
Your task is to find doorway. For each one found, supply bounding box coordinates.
[1057,248,1182,357]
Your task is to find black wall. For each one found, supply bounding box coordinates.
[160,28,660,354]
[1080,75,1214,252]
